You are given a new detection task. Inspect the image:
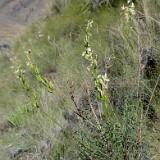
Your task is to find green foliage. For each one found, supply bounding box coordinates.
[1,0,160,159]
[7,104,34,127]
[76,104,149,160]
[74,14,148,159]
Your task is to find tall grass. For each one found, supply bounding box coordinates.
[1,0,160,159]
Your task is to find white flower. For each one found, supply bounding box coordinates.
[97,75,101,79]
[127,0,131,4]
[48,35,51,41]
[121,4,126,10]
[21,70,25,74]
[131,2,134,8]
[14,69,19,74]
[87,67,90,71]
[87,47,91,52]
[82,51,86,56]
[104,73,107,78]
[88,20,93,27]
[38,34,43,38]
[26,61,30,66]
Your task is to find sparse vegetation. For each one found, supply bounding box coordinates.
[0,0,160,159]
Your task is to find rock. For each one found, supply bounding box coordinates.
[64,109,78,124]
[140,46,159,71]
[91,0,114,10]
[10,147,31,159]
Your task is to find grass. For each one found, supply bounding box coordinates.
[0,0,160,159]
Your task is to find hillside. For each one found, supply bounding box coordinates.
[0,0,50,42]
[0,0,160,159]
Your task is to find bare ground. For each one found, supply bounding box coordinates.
[0,0,50,40]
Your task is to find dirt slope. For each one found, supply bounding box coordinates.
[0,0,50,38]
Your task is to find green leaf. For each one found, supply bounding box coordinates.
[47,88,53,93]
[36,75,43,82]
[44,77,49,84]
[33,101,40,108]
[48,82,54,89]
[30,63,35,70]
[33,93,37,100]
[35,67,40,74]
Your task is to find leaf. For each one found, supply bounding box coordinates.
[33,101,40,108]
[21,76,25,83]
[30,63,35,70]
[36,75,43,82]
[47,88,53,93]
[44,77,49,84]
[35,67,40,74]
[33,93,37,100]
[48,82,54,89]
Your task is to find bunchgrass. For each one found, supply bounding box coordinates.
[0,0,160,159]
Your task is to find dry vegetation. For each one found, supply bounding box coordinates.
[0,0,160,159]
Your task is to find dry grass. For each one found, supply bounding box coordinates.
[0,0,160,159]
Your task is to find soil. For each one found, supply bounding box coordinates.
[0,0,50,43]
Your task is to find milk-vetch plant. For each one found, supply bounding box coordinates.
[26,51,54,93]
[121,0,135,22]
[15,51,63,128]
[16,64,40,108]
[16,50,54,107]
[82,20,116,123]
[79,15,149,159]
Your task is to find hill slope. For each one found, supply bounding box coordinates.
[1,0,160,159]
[0,0,50,38]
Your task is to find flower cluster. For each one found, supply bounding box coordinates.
[82,20,110,99]
[82,20,98,72]
[95,73,110,99]
[121,0,135,22]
